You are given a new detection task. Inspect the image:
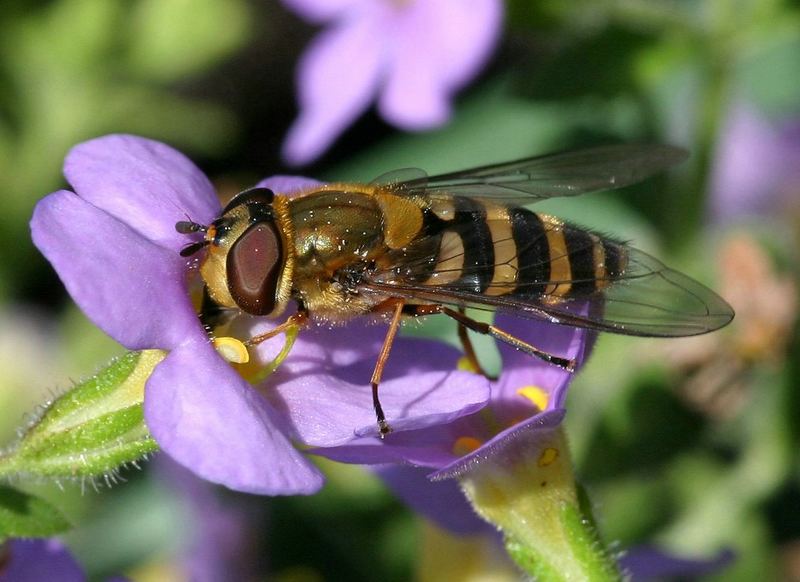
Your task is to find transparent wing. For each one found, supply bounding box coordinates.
[370,168,427,187]
[364,220,733,337]
[382,144,688,201]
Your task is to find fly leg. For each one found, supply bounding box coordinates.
[441,307,576,372]
[455,307,496,379]
[245,310,309,346]
[370,299,406,438]
[230,311,310,382]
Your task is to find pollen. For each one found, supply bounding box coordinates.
[516,385,549,412]
[452,436,483,456]
[214,336,250,364]
[538,447,559,467]
[457,356,480,374]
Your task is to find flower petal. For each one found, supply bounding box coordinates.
[281,0,368,24]
[268,327,490,446]
[282,12,384,165]
[378,0,501,129]
[493,314,590,412]
[619,546,735,581]
[427,0,502,90]
[64,134,220,250]
[31,191,202,350]
[1,539,86,582]
[255,175,323,196]
[145,340,324,495]
[430,409,565,480]
[310,427,457,468]
[709,102,800,223]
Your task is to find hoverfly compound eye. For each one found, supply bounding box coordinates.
[226,220,283,315]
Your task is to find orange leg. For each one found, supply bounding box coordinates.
[370,299,405,437]
[442,307,576,372]
[401,304,574,373]
[456,307,496,379]
[245,311,309,346]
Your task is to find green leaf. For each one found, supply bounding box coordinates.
[736,35,800,116]
[0,351,164,481]
[0,485,71,538]
[127,0,251,81]
[516,27,656,101]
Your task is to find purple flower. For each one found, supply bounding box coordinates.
[31,134,490,495]
[313,313,590,482]
[709,101,800,223]
[620,545,734,581]
[0,539,86,582]
[281,0,503,165]
[156,457,266,582]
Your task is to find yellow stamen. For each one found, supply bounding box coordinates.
[213,336,250,364]
[538,447,559,467]
[516,385,549,412]
[452,436,483,457]
[457,356,480,374]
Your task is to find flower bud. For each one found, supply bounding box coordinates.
[0,351,164,482]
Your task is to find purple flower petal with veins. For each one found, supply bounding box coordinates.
[281,0,503,165]
[31,134,490,495]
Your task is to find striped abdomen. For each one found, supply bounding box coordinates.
[411,197,628,300]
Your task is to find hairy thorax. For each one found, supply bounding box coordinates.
[288,190,391,322]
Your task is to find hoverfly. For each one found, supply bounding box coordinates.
[176,144,734,436]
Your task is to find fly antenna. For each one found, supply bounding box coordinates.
[175,220,208,234]
[180,240,210,257]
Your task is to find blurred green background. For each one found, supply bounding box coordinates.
[1,0,799,580]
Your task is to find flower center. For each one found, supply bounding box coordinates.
[516,385,549,412]
[457,355,480,374]
[452,435,483,456]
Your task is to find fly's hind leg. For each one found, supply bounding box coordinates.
[442,307,576,372]
[455,307,496,379]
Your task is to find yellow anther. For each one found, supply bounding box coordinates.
[457,356,480,374]
[538,447,559,467]
[452,436,483,457]
[213,336,250,364]
[516,385,549,411]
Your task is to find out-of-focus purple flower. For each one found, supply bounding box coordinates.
[314,313,590,527]
[0,539,85,582]
[157,457,266,582]
[709,102,800,223]
[375,464,491,535]
[31,134,490,495]
[281,0,503,165]
[620,545,734,581]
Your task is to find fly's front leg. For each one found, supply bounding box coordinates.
[240,311,309,381]
[245,310,309,347]
[442,307,576,372]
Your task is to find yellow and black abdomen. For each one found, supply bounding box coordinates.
[406,197,627,301]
